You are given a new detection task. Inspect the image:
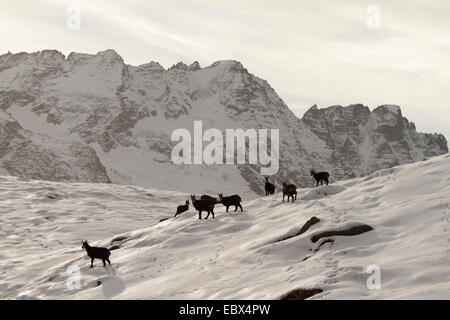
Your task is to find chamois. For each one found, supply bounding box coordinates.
[81,240,111,268]
[200,194,221,204]
[282,181,297,202]
[191,195,215,219]
[175,200,189,217]
[264,176,275,195]
[310,169,330,187]
[218,193,243,212]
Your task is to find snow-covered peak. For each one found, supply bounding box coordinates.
[208,60,245,72]
[96,49,123,62]
[136,61,165,72]
[168,61,188,71]
[374,104,401,115]
[187,61,201,71]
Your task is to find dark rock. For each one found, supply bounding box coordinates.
[276,216,320,243]
[311,224,373,243]
[280,288,323,300]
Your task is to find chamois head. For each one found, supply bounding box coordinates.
[218,193,223,200]
[310,169,316,176]
[264,176,269,182]
[282,181,287,187]
[190,195,196,202]
[185,200,190,205]
[81,240,88,249]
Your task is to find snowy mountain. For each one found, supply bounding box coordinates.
[1,154,449,299]
[0,50,447,197]
[302,104,448,179]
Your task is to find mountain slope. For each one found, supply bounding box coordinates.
[0,110,110,183]
[1,154,449,299]
[0,50,447,197]
[302,104,448,179]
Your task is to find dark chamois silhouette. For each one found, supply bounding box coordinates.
[200,194,221,204]
[264,176,275,195]
[310,169,330,186]
[218,193,243,212]
[191,195,215,219]
[81,240,111,268]
[175,200,189,217]
[282,181,297,202]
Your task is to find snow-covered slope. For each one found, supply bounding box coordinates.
[0,110,110,183]
[0,50,447,197]
[1,154,449,299]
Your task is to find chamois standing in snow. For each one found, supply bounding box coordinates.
[264,176,275,195]
[282,181,297,202]
[81,240,111,268]
[191,195,215,219]
[218,193,243,212]
[310,169,330,187]
[175,200,189,217]
[200,195,221,204]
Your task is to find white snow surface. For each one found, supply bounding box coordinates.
[1,154,449,299]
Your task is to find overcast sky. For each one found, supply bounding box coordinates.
[1,0,449,142]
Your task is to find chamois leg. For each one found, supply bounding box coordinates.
[90,257,94,268]
[226,206,229,213]
[234,205,238,212]
[239,204,243,211]
[198,210,202,219]
[102,259,106,267]
[211,209,215,219]
[205,211,210,219]
[282,193,285,202]
[106,258,111,265]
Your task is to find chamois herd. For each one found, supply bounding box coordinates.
[175,169,330,219]
[82,169,330,267]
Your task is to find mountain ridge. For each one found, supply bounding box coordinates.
[0,49,447,196]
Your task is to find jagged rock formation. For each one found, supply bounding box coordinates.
[302,104,448,179]
[0,50,447,196]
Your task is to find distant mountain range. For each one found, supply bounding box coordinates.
[0,50,447,197]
